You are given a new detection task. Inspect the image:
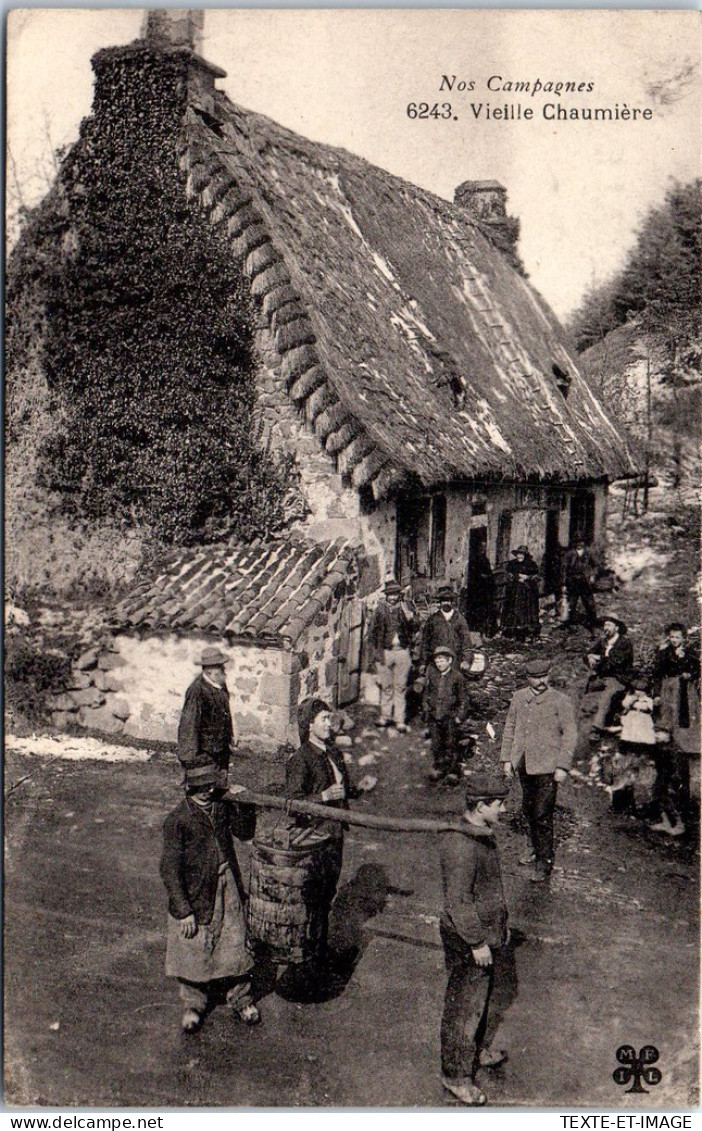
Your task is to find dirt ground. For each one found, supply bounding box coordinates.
[5,491,700,1109]
[5,705,699,1108]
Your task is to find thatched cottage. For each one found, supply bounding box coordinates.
[121,15,635,598]
[29,13,638,743]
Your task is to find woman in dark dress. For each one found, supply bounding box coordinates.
[466,544,497,638]
[501,545,540,642]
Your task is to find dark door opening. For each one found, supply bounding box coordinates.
[494,510,512,608]
[544,509,562,596]
[569,492,596,545]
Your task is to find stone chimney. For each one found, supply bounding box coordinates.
[141,9,205,54]
[454,180,524,273]
[90,8,227,127]
[454,180,507,222]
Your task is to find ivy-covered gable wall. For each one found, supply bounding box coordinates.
[25,43,295,546]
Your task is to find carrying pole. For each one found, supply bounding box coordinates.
[226,788,469,836]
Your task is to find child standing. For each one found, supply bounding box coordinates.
[160,763,262,1032]
[424,645,468,785]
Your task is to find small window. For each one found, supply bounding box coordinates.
[430,495,447,579]
[552,363,571,399]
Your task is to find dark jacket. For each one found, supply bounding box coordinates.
[371,600,414,658]
[589,634,634,680]
[160,797,255,924]
[564,547,597,588]
[420,609,473,668]
[176,674,234,771]
[653,643,700,686]
[439,824,508,948]
[423,663,468,722]
[286,739,359,839]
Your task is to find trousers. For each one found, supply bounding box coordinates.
[377,647,412,725]
[428,716,460,775]
[440,924,514,1081]
[178,974,252,1013]
[519,766,557,871]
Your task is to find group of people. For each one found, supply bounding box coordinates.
[370,579,477,784]
[157,567,699,1107]
[584,617,700,836]
[457,535,603,643]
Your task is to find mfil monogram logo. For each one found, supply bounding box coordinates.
[613,1045,662,1093]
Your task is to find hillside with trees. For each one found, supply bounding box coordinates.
[569,180,701,503]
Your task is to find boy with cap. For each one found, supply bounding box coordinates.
[439,772,511,1106]
[177,647,238,790]
[160,763,261,1032]
[424,645,469,785]
[501,658,577,882]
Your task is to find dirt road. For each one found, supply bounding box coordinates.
[5,708,698,1109]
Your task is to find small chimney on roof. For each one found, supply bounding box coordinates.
[454,180,507,222]
[454,180,524,274]
[142,9,205,54]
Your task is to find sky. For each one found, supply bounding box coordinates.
[6,7,700,319]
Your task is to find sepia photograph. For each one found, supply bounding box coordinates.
[5,7,701,1111]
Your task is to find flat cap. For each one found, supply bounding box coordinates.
[184,763,220,789]
[434,645,455,658]
[464,772,510,802]
[525,658,551,677]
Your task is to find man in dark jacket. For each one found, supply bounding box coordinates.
[438,772,512,1106]
[160,763,260,1032]
[586,614,635,733]
[420,585,474,673]
[370,580,415,730]
[563,538,598,633]
[177,647,237,789]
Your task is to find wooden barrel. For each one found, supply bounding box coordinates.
[246,833,334,963]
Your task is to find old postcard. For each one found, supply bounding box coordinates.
[5,8,700,1113]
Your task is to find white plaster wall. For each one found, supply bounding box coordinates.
[109,634,293,751]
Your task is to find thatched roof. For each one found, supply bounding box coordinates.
[111,536,357,646]
[174,69,639,498]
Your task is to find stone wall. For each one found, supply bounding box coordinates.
[51,633,297,753]
[255,329,362,534]
[49,583,366,750]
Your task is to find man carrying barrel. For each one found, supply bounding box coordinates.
[160,763,261,1033]
[285,699,359,973]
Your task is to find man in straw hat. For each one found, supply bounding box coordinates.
[501,658,577,883]
[177,646,238,790]
[586,613,634,736]
[370,578,415,731]
[438,772,512,1106]
[160,762,261,1032]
